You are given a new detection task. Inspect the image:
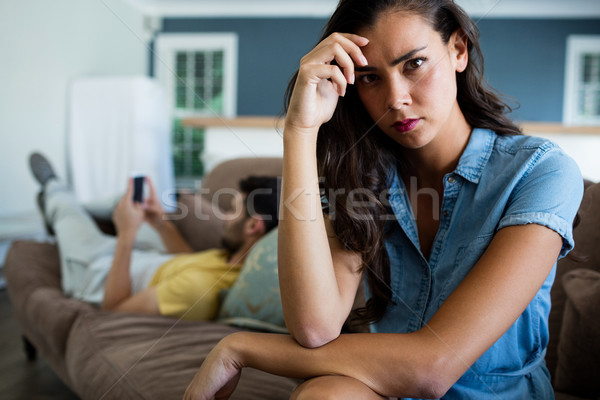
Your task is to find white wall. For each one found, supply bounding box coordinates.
[1,0,598,233]
[203,127,283,175]
[0,0,147,231]
[528,132,600,182]
[129,0,600,19]
[203,128,600,182]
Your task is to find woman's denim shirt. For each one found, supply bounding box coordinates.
[368,129,583,399]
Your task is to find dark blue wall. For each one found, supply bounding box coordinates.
[158,18,326,116]
[478,19,600,122]
[158,17,600,121]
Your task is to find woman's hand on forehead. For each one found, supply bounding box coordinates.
[285,33,369,135]
[308,33,370,85]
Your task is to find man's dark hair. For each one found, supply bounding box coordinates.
[239,176,280,233]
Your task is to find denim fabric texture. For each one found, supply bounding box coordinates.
[367,129,584,399]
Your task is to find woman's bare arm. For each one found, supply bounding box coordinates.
[278,33,370,348]
[279,132,364,348]
[185,223,563,399]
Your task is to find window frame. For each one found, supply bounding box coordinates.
[154,33,238,118]
[563,35,600,126]
[154,33,238,187]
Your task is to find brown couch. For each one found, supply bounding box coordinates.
[5,157,299,400]
[5,157,600,399]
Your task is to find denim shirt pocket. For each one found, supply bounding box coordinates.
[455,233,494,269]
[436,233,494,310]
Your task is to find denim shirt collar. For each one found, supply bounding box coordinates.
[452,128,496,184]
[385,128,497,249]
[386,128,496,189]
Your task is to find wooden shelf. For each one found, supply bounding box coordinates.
[182,116,600,135]
[520,122,600,135]
[182,116,282,129]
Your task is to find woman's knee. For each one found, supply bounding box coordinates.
[290,376,385,400]
[291,378,339,400]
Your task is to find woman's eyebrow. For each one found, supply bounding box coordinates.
[355,46,427,72]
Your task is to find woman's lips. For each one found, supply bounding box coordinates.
[393,118,420,133]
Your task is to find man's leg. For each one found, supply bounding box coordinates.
[30,153,117,298]
[30,153,172,303]
[45,185,172,303]
[44,180,117,299]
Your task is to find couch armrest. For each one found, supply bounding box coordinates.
[4,241,94,387]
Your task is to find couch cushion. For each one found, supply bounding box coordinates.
[65,312,298,399]
[5,241,62,294]
[4,241,95,388]
[548,182,600,379]
[555,392,593,400]
[553,269,600,398]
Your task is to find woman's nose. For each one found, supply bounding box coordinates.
[386,77,412,110]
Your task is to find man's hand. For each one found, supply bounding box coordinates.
[143,177,165,229]
[112,178,145,238]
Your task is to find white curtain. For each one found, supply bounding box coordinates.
[68,76,174,213]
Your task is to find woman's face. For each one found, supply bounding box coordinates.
[355,11,468,150]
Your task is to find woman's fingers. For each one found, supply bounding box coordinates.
[303,33,369,84]
[310,33,369,66]
[345,32,370,48]
[285,32,369,131]
[301,63,349,96]
[323,42,357,84]
[326,33,370,81]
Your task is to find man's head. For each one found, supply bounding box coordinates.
[221,176,280,254]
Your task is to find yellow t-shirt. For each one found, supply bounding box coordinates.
[148,249,241,321]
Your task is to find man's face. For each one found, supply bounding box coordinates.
[221,194,248,254]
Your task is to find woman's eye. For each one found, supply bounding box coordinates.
[358,74,378,84]
[406,58,425,70]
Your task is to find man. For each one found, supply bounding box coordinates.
[29,152,279,321]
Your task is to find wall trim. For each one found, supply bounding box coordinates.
[125,0,600,19]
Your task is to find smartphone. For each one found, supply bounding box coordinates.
[132,173,145,203]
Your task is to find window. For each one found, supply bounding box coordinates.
[564,35,600,125]
[155,33,238,188]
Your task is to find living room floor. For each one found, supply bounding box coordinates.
[0,289,79,399]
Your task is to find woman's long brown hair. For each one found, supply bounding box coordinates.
[283,0,522,326]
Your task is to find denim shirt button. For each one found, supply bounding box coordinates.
[447,176,456,184]
[443,210,449,217]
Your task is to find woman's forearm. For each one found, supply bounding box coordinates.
[279,128,353,346]
[229,331,450,399]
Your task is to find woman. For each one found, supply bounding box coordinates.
[184,0,583,398]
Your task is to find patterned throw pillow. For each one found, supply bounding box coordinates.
[217,228,287,333]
